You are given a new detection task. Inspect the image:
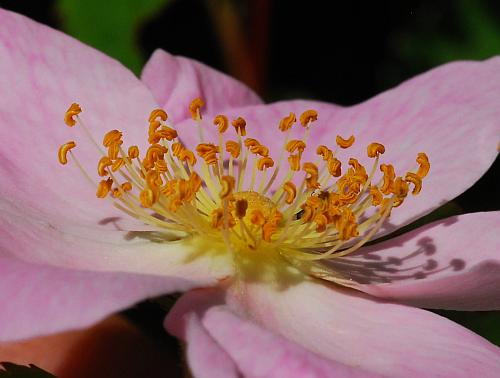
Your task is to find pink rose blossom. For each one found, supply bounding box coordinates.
[0,8,499,378]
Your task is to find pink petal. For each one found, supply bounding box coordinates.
[175,57,499,232]
[334,212,500,310]
[141,49,262,123]
[184,313,239,378]
[0,256,200,342]
[226,279,500,377]
[166,289,379,378]
[0,9,232,281]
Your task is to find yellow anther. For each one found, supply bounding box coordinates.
[303,162,320,190]
[283,181,297,205]
[286,140,306,154]
[327,157,341,177]
[213,115,229,133]
[96,178,113,198]
[57,141,76,165]
[416,152,430,178]
[257,157,274,171]
[369,185,383,206]
[128,145,139,159]
[288,154,301,171]
[103,130,123,147]
[299,109,318,127]
[112,188,122,198]
[64,103,81,127]
[380,164,395,195]
[405,172,422,195]
[140,188,155,208]
[250,209,266,226]
[111,158,125,172]
[367,142,385,158]
[232,117,247,136]
[219,175,235,199]
[235,199,248,218]
[148,109,168,123]
[121,182,132,192]
[316,145,333,161]
[226,140,241,158]
[279,112,296,131]
[189,97,205,120]
[314,213,329,233]
[336,135,355,149]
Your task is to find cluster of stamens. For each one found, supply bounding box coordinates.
[58,99,429,261]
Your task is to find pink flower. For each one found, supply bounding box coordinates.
[1,8,499,377]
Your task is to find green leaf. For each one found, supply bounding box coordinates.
[0,363,56,378]
[55,0,171,74]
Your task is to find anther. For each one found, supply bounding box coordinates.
[279,112,296,131]
[336,135,355,149]
[103,130,123,147]
[367,142,385,158]
[250,210,266,226]
[121,182,133,192]
[327,157,341,177]
[213,115,229,133]
[416,152,430,178]
[226,140,241,158]
[299,110,318,127]
[405,172,422,195]
[189,97,204,120]
[232,117,247,136]
[97,156,112,176]
[219,176,235,199]
[58,141,76,165]
[369,185,383,206]
[286,140,306,154]
[148,109,168,123]
[380,164,395,194]
[316,145,333,161]
[235,199,248,218]
[288,154,301,171]
[257,157,274,171]
[128,145,139,159]
[283,181,297,204]
[303,162,320,190]
[140,188,155,208]
[64,103,82,127]
[96,178,113,198]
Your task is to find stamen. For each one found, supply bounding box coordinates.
[299,110,318,127]
[279,112,296,131]
[64,103,82,127]
[58,141,76,165]
[336,135,355,149]
[189,98,204,120]
[232,117,247,136]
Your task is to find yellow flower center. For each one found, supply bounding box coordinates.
[58,99,430,269]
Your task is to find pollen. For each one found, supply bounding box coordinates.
[57,99,430,278]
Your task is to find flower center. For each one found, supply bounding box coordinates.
[57,99,430,265]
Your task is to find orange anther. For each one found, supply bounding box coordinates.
[213,114,229,133]
[111,158,125,172]
[103,130,123,147]
[262,221,278,242]
[97,156,112,176]
[316,145,333,161]
[232,117,247,136]
[226,140,241,158]
[336,135,355,149]
[327,157,341,177]
[107,140,123,160]
[405,172,422,195]
[299,109,318,127]
[121,182,133,192]
[189,97,204,120]
[250,144,269,157]
[288,154,301,171]
[367,142,385,158]
[139,188,155,208]
[96,178,113,198]
[257,157,274,171]
[219,175,235,199]
[155,159,168,173]
[57,141,76,165]
[416,152,430,178]
[380,164,395,195]
[244,138,260,148]
[369,185,383,206]
[286,140,306,154]
[148,109,168,123]
[279,112,296,131]
[128,145,139,159]
[250,209,266,226]
[283,181,297,205]
[64,103,81,127]
[303,162,320,190]
[314,213,329,233]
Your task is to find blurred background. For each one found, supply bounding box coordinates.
[0,0,499,376]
